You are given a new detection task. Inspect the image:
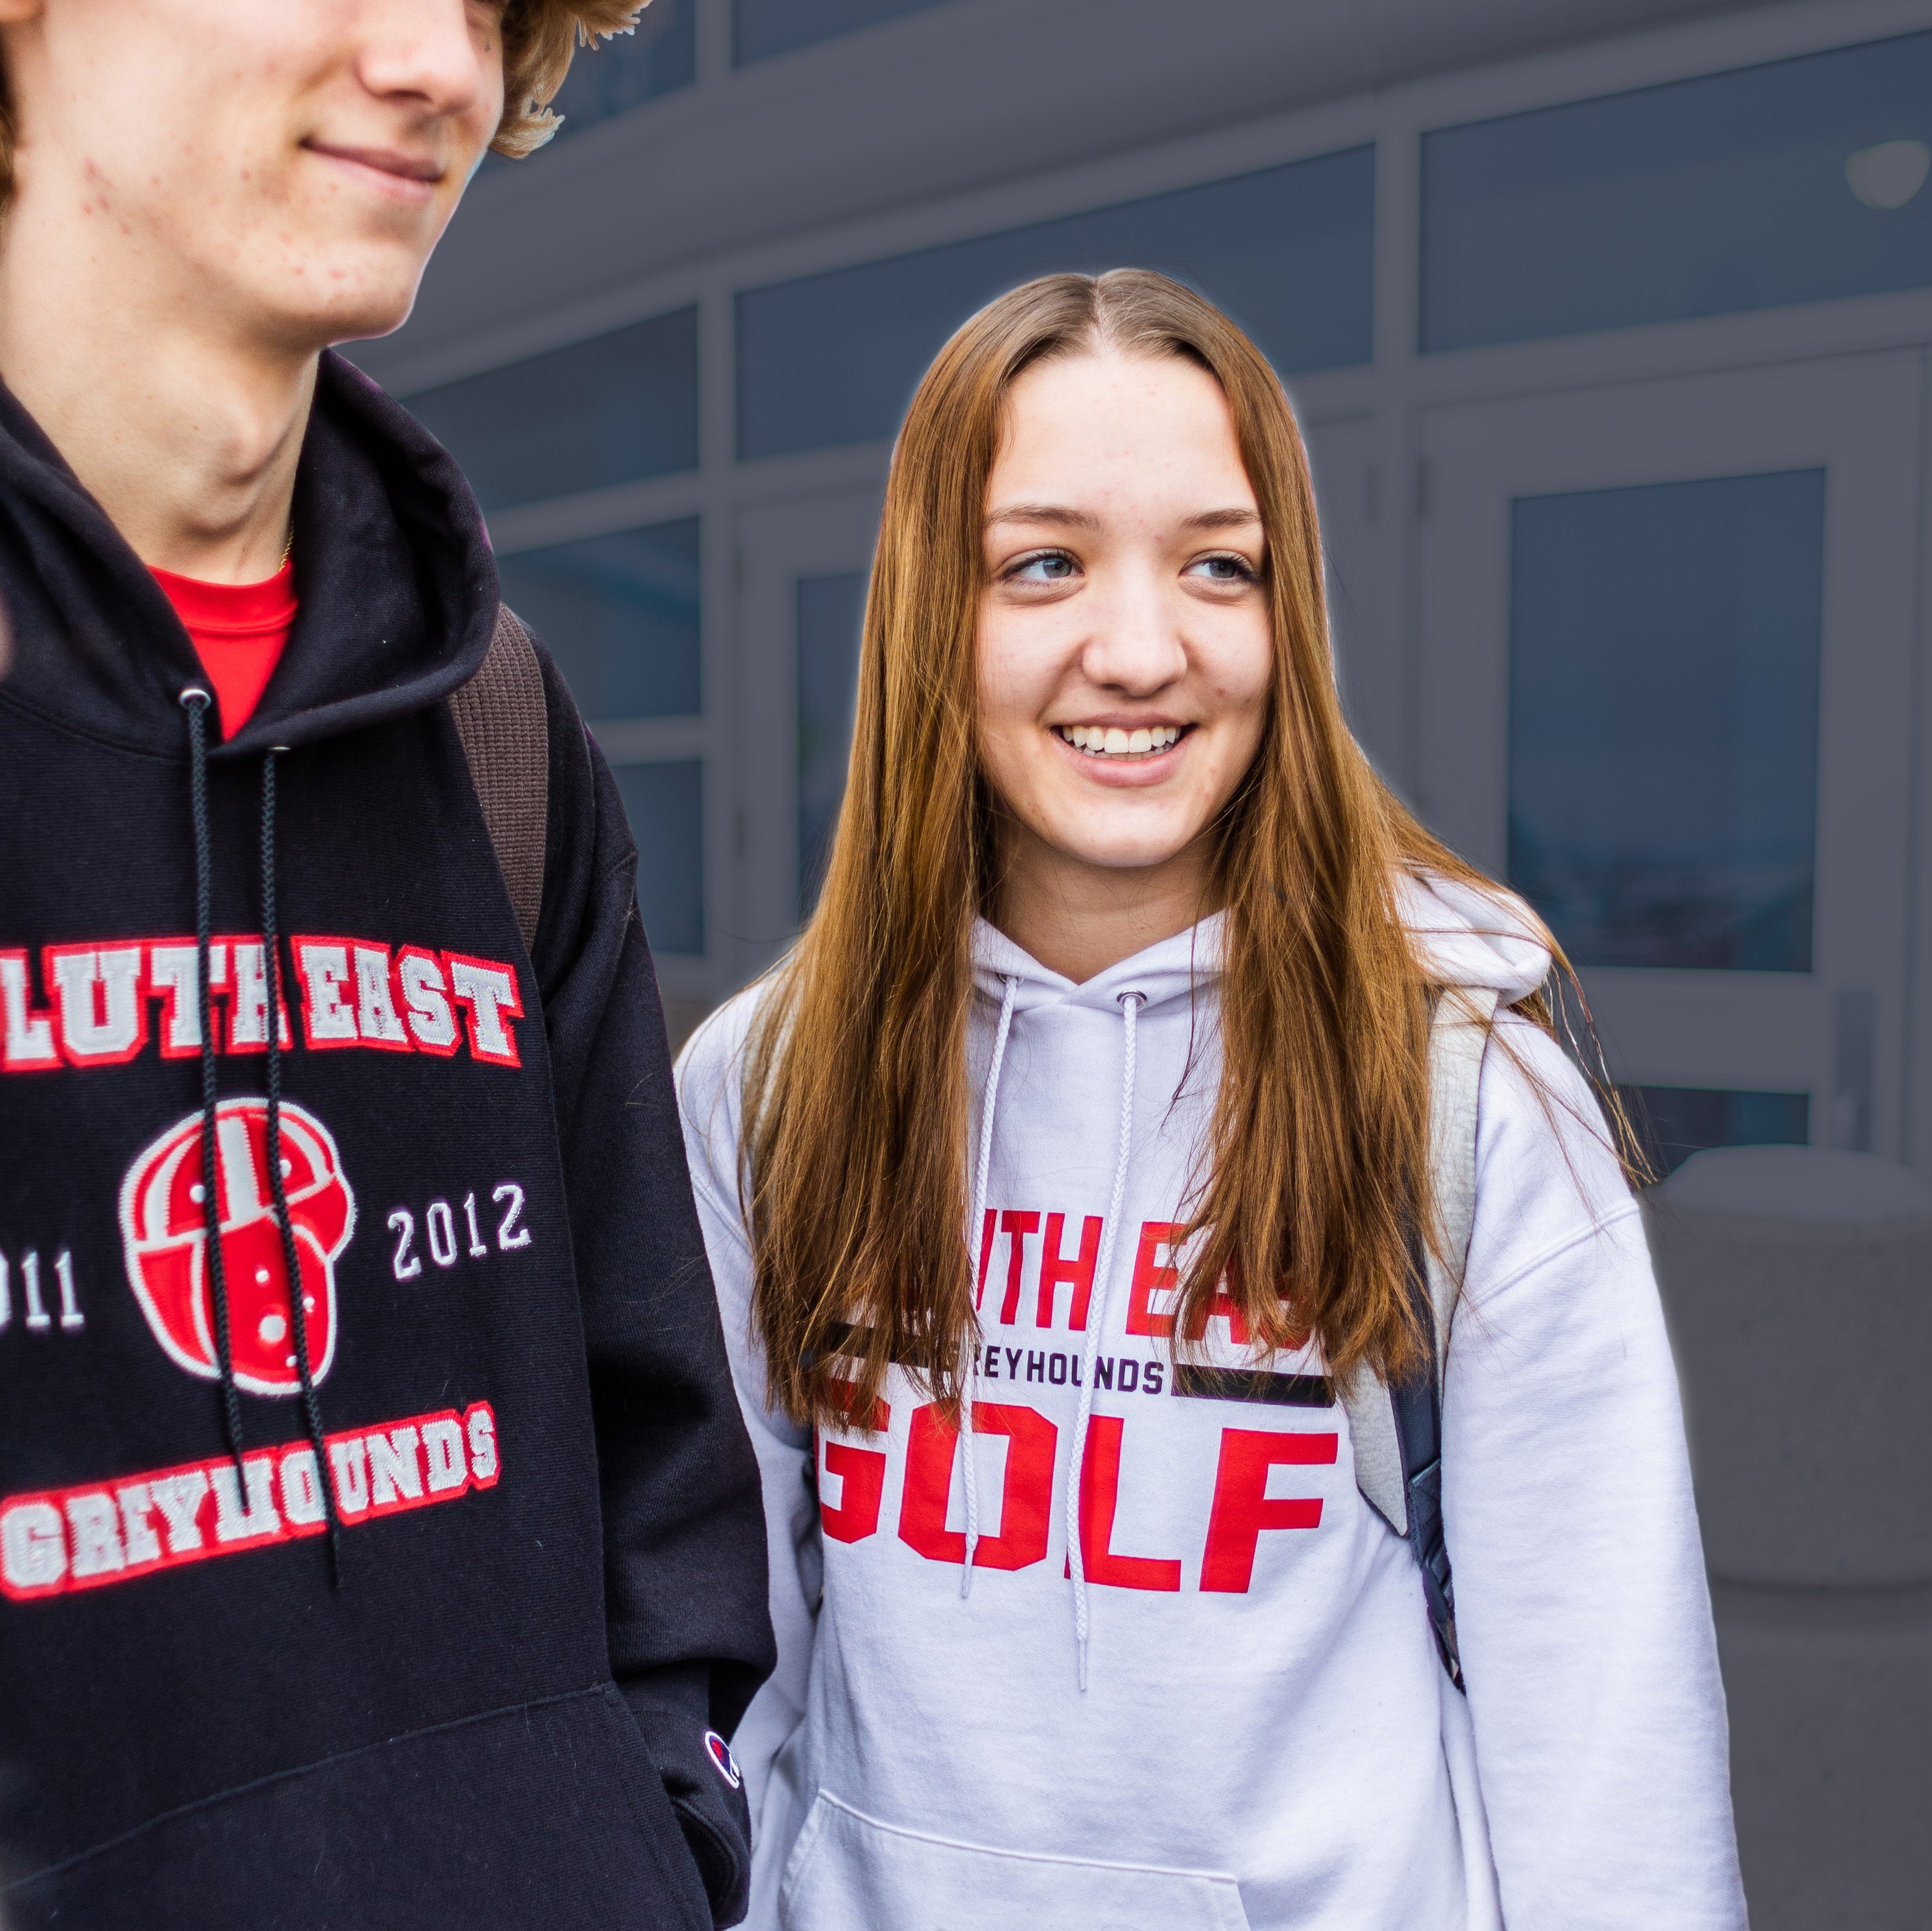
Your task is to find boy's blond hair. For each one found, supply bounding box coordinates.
[496,1,653,157]
[0,2,649,201]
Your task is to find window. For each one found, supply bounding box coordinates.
[1507,470,1824,972]
[496,519,702,722]
[404,307,698,514]
[611,761,705,957]
[1422,31,1932,352]
[735,0,952,65]
[1623,1085,1810,1179]
[797,571,868,909]
[736,148,1375,459]
[542,0,695,133]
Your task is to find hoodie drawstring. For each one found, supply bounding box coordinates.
[182,689,246,1479]
[261,748,343,1578]
[180,693,341,1581]
[1065,990,1143,1690]
[959,973,1019,1596]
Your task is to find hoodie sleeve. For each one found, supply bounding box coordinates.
[526,644,776,1927]
[1444,1017,1746,1928]
[672,993,823,1923]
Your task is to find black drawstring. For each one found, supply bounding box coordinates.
[181,688,246,1480]
[179,693,340,1583]
[261,748,342,1581]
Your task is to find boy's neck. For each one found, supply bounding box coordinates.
[0,177,319,586]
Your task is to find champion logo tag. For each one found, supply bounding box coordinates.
[704,1730,742,1789]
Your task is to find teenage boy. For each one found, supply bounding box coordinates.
[0,5,772,1928]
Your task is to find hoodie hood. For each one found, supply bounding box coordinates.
[971,873,1553,1018]
[0,350,498,759]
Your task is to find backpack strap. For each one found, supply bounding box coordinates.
[1337,984,1498,1689]
[449,604,549,955]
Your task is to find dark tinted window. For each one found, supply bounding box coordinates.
[735,0,950,65]
[406,307,698,512]
[1423,33,1932,351]
[1508,470,1824,972]
[737,149,1375,459]
[496,519,701,721]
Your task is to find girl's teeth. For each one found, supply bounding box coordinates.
[1058,725,1182,756]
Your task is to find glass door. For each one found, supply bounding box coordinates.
[1414,353,1922,1167]
[733,487,886,981]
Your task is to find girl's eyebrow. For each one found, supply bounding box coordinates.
[985,503,1100,530]
[984,504,1262,531]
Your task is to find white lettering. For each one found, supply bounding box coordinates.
[117,1483,164,1566]
[425,1200,456,1269]
[65,1492,126,1578]
[330,1437,370,1516]
[279,1447,326,1526]
[0,952,57,1069]
[447,957,521,1065]
[296,943,357,1045]
[354,945,408,1047]
[228,943,289,1050]
[51,946,143,1063]
[147,942,227,1054]
[211,1457,282,1544]
[55,1250,83,1331]
[22,1251,48,1330]
[366,1426,423,1506]
[1,1501,66,1592]
[389,1209,421,1281]
[148,1470,210,1553]
[467,1406,498,1483]
[421,1418,468,1494]
[397,951,456,1051]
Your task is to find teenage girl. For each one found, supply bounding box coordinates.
[678,270,1745,1930]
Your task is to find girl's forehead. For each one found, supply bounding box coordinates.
[990,354,1255,514]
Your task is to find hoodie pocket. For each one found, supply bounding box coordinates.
[778,1789,1252,1931]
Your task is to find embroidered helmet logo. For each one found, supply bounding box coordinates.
[119,1099,355,1394]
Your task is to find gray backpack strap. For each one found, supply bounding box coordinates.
[1339,985,1498,1683]
[449,604,549,954]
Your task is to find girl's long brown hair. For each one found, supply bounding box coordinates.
[745,270,1606,1431]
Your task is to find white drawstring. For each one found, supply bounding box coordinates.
[1065,990,1143,1689]
[961,974,1020,1596]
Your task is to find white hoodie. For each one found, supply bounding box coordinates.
[676,877,1746,1931]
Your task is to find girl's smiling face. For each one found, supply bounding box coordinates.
[976,347,1274,940]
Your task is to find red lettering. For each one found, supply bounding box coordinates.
[820,1384,891,1544]
[1075,1415,1180,1591]
[1038,1213,1102,1330]
[1182,1271,1251,1345]
[898,1401,1056,1572]
[1199,1428,1337,1593]
[997,1211,1040,1324]
[1125,1221,1185,1339]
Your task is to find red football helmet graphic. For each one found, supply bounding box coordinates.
[119,1100,354,1395]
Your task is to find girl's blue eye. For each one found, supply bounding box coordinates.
[1010,552,1077,583]
[1189,554,1257,583]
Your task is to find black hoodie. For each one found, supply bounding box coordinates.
[0,353,775,1928]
